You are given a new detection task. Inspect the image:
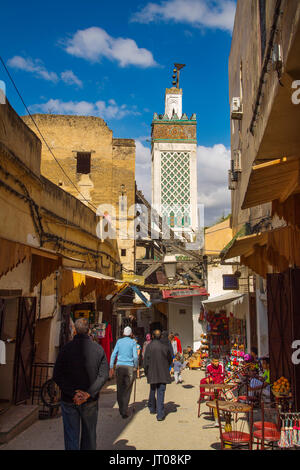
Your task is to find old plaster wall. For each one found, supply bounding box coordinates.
[229,0,300,235]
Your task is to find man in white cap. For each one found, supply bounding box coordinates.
[109,326,138,418]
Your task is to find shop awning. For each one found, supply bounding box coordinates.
[0,238,31,278]
[223,232,268,261]
[202,292,245,309]
[60,268,123,301]
[242,157,300,210]
[222,226,300,278]
[63,268,117,282]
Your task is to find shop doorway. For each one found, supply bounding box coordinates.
[0,296,36,405]
[13,297,36,404]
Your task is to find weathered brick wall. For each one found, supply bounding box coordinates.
[152,123,196,141]
[1,100,41,177]
[22,114,136,271]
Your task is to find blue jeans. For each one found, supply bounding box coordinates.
[61,400,98,450]
[148,383,166,420]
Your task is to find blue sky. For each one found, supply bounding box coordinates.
[0,0,236,225]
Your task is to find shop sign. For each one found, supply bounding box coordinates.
[175,255,193,261]
[162,288,208,299]
[73,309,96,323]
[223,274,239,290]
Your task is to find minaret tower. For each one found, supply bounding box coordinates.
[151,64,198,242]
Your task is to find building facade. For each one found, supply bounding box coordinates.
[0,100,120,413]
[226,0,300,408]
[22,114,136,273]
[151,86,198,242]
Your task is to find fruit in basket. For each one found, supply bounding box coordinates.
[273,376,290,394]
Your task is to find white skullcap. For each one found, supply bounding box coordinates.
[123,326,132,336]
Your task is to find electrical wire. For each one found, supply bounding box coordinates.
[0,55,98,212]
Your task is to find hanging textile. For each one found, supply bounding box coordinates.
[0,238,31,278]
[99,323,113,364]
[73,271,86,288]
[30,253,61,292]
[272,194,300,227]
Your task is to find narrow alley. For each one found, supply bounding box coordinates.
[0,369,220,451]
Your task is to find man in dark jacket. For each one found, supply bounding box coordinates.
[143,329,172,421]
[53,318,109,450]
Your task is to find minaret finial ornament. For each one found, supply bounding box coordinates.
[172,63,186,88]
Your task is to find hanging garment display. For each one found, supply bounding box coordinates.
[278,414,300,449]
[99,323,113,364]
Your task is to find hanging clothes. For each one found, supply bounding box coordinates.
[99,323,113,364]
[0,340,6,364]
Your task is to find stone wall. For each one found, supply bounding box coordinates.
[22,114,136,271]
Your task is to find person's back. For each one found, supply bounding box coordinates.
[111,336,137,368]
[109,327,138,419]
[144,330,172,421]
[144,336,172,384]
[53,318,109,450]
[54,333,108,403]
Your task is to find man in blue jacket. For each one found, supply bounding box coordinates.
[110,326,138,419]
[53,318,109,450]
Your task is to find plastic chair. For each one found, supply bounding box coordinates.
[253,401,280,450]
[216,400,253,450]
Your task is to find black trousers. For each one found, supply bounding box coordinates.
[116,365,135,415]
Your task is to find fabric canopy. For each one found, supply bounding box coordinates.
[30,253,61,292]
[63,268,117,281]
[202,292,245,309]
[242,157,300,210]
[60,268,124,302]
[224,226,300,278]
[223,232,268,261]
[0,238,31,278]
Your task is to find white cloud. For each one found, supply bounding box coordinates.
[135,141,231,226]
[61,70,83,88]
[29,98,141,120]
[131,0,236,33]
[135,140,152,201]
[8,56,59,82]
[64,27,158,67]
[8,56,83,88]
[197,144,231,225]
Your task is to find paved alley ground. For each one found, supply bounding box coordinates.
[0,369,221,451]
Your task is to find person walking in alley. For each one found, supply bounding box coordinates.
[174,332,182,355]
[173,353,187,384]
[109,326,138,419]
[53,318,109,451]
[143,329,173,421]
[142,333,152,359]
